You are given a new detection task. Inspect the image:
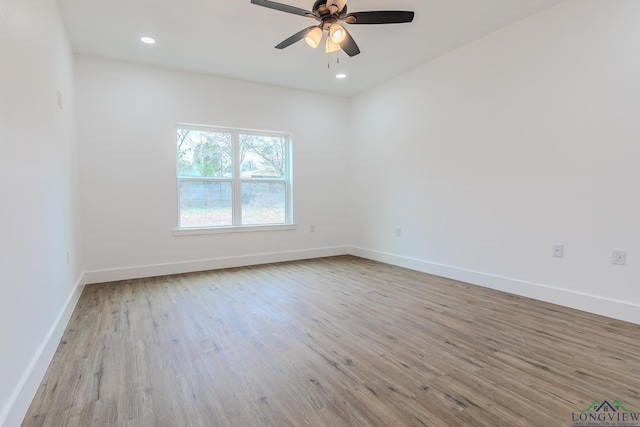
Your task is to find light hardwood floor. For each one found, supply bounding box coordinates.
[23,256,640,426]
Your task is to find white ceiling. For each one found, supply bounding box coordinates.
[56,0,564,97]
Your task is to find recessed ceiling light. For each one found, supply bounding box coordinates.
[141,36,156,44]
[336,73,347,79]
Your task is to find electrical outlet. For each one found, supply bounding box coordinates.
[552,244,564,258]
[395,228,402,237]
[612,250,626,265]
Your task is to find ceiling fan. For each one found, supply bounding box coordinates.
[250,0,415,57]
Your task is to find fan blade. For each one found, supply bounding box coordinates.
[275,27,315,49]
[340,28,360,57]
[345,11,414,24]
[250,0,312,17]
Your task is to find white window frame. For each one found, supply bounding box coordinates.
[173,124,295,236]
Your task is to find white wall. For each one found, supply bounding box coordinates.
[75,57,350,281]
[349,0,640,323]
[0,0,83,425]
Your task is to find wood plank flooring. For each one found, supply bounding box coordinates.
[23,256,640,426]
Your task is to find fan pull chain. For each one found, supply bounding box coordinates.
[328,49,339,70]
[326,41,341,69]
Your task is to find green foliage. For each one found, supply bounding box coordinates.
[177,129,232,177]
[240,135,285,178]
[178,129,286,179]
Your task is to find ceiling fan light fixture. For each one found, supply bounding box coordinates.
[329,24,346,44]
[304,26,323,48]
[326,36,340,53]
[251,0,414,58]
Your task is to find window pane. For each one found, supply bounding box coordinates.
[179,181,232,227]
[241,182,286,225]
[239,134,286,179]
[177,129,232,178]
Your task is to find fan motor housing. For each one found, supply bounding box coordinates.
[313,0,348,18]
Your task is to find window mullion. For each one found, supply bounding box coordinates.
[285,136,292,223]
[232,131,242,225]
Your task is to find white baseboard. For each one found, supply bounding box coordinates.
[82,246,350,285]
[1,277,85,427]
[349,246,640,325]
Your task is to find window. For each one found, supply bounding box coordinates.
[176,124,292,229]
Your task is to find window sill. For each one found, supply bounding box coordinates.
[172,224,297,236]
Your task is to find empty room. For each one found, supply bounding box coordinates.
[1,0,639,426]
